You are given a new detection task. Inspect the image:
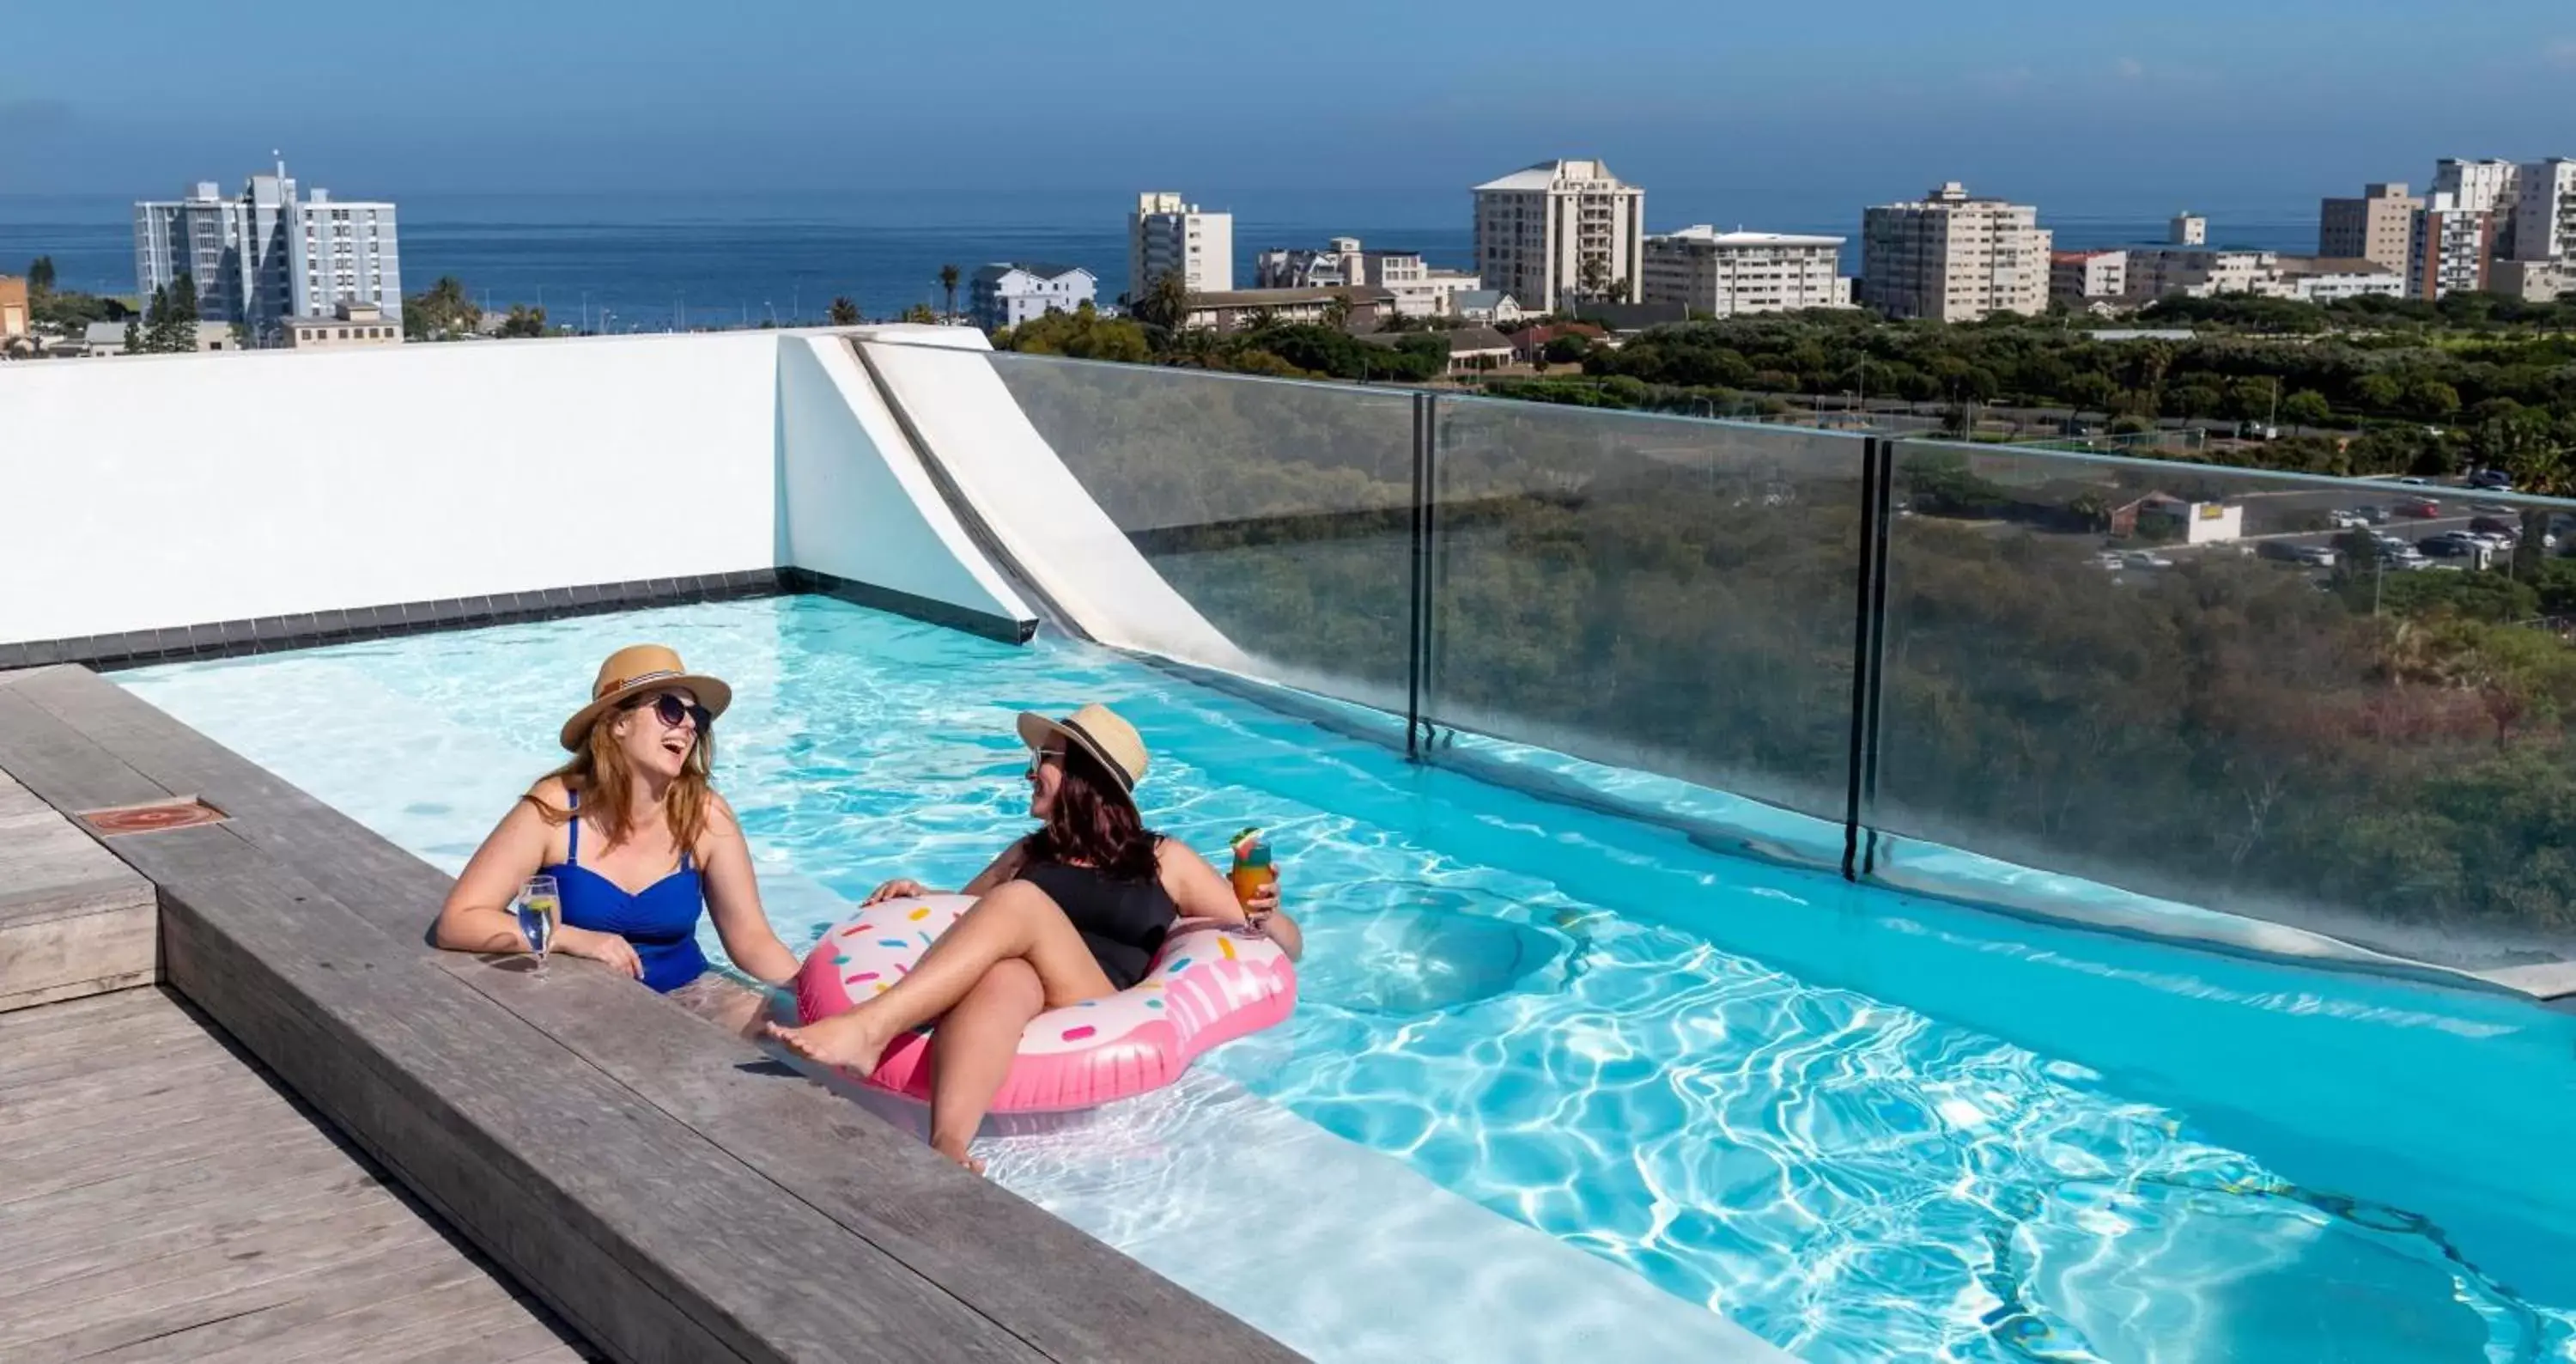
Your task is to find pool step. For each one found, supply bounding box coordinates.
[0,683,158,1011]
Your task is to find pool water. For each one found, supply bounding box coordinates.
[123,598,2576,1363]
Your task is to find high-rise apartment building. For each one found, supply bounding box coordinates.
[1858,183,2051,322]
[2168,213,2207,246]
[134,162,400,338]
[1127,192,1233,298]
[1640,228,1850,317]
[2512,158,2576,262]
[2409,192,2496,300]
[2318,183,2421,273]
[1472,159,1645,314]
[2432,158,2520,257]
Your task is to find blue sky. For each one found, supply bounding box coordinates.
[4,0,2572,223]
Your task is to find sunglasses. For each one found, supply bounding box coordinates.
[623,691,714,733]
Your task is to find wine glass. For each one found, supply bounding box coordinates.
[515,875,561,979]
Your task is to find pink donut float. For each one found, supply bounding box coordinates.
[793,894,1298,1112]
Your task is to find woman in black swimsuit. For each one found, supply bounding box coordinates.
[769,703,1302,1172]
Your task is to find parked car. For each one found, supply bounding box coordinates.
[2355,504,2390,525]
[2328,509,2366,529]
[2290,544,2338,568]
[2398,497,2443,517]
[2470,469,2515,490]
[2470,515,2522,539]
[2382,547,2430,569]
[2420,536,2476,557]
[2257,539,2306,562]
[2122,550,2176,569]
[2398,476,2434,486]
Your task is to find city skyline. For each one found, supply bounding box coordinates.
[3,0,2572,221]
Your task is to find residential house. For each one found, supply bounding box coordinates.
[970,264,1098,332]
[1449,290,1523,325]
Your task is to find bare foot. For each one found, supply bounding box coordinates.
[931,1136,986,1176]
[764,1009,895,1073]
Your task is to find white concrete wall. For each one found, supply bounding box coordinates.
[0,330,1055,649]
[775,335,1031,629]
[0,334,781,644]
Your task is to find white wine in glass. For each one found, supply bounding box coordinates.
[515,875,561,979]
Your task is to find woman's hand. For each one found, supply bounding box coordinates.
[554,925,643,978]
[865,878,932,906]
[1244,872,1283,932]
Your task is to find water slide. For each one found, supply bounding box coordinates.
[844,326,1254,671]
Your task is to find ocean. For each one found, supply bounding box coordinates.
[0,191,2320,331]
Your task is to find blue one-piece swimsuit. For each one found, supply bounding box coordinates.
[539,789,709,993]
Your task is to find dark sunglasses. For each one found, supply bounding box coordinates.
[623,691,713,733]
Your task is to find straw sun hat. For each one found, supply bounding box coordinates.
[559,644,733,751]
[1016,703,1149,805]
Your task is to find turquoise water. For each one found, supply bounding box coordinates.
[123,597,2576,1362]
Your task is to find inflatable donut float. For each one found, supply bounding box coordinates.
[793,894,1297,1111]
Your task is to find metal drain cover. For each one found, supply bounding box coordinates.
[78,797,229,837]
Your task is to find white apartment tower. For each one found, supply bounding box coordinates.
[1859,183,2052,322]
[135,161,400,337]
[1127,192,1233,299]
[1472,159,1645,314]
[2512,158,2576,263]
[2410,192,2496,300]
[1641,228,1850,317]
[2433,158,2521,257]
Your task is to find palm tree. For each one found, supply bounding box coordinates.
[827,296,860,326]
[1131,270,1194,332]
[939,265,961,320]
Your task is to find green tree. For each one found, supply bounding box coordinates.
[495,303,549,338]
[900,302,938,325]
[121,318,140,354]
[939,264,961,320]
[2402,376,2463,422]
[827,296,860,326]
[404,276,482,341]
[1131,271,1193,332]
[26,255,55,295]
[1578,254,1612,301]
[2280,389,2333,433]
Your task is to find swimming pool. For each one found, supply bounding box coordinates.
[121,597,2576,1362]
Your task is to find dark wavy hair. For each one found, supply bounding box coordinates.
[1026,742,1159,880]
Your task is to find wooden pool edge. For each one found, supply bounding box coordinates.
[0,664,1303,1364]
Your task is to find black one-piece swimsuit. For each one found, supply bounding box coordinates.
[1018,859,1176,990]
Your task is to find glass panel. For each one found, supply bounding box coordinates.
[1870,436,2576,968]
[981,351,1420,710]
[1428,397,1869,831]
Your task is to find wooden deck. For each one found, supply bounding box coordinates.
[0,987,592,1363]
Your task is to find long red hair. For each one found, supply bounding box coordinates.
[521,697,714,852]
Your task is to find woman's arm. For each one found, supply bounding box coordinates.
[698,794,799,985]
[434,782,641,977]
[1158,840,1303,961]
[867,837,1031,905]
[435,795,556,954]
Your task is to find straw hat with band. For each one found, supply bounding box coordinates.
[560,644,734,751]
[1017,703,1149,807]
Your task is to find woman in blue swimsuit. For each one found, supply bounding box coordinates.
[434,644,799,1033]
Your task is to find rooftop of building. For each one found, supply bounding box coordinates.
[2277,256,2404,277]
[1187,286,1395,308]
[1473,159,1631,192]
[973,262,1096,285]
[1650,226,1844,247]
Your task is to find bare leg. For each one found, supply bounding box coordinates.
[927,959,1046,1174]
[769,880,1113,1071]
[665,974,775,1042]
